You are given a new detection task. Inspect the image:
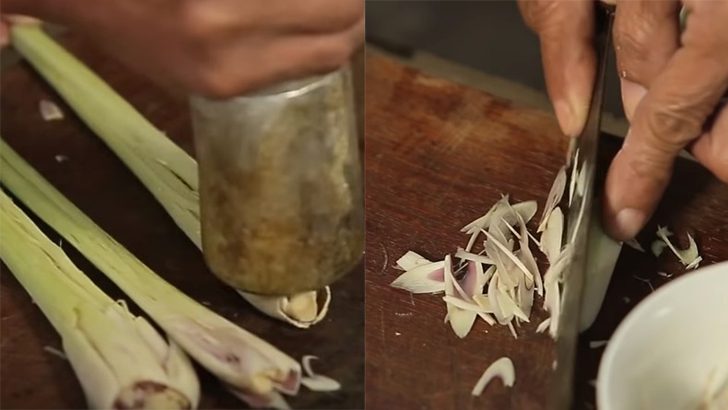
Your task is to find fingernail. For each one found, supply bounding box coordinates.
[613,208,646,240]
[554,100,579,137]
[620,80,647,122]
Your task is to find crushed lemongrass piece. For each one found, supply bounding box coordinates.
[39,99,64,121]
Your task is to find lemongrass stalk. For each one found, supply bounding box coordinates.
[0,191,200,409]
[0,139,300,408]
[10,24,331,328]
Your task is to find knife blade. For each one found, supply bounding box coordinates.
[548,4,614,409]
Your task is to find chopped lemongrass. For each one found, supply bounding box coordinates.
[444,256,479,338]
[0,140,301,407]
[511,210,541,294]
[543,245,573,288]
[624,238,645,252]
[455,248,494,265]
[390,260,446,294]
[686,256,703,270]
[489,200,538,234]
[507,321,519,339]
[568,149,580,207]
[0,191,200,409]
[396,251,432,271]
[461,195,510,233]
[43,345,68,360]
[575,166,587,198]
[536,318,551,333]
[677,233,700,265]
[299,356,341,392]
[495,290,529,322]
[442,296,489,313]
[547,282,561,339]
[655,226,702,268]
[541,207,564,264]
[11,24,330,328]
[471,357,515,396]
[482,230,534,282]
[538,166,567,232]
[588,340,608,349]
[39,99,64,120]
[651,240,667,257]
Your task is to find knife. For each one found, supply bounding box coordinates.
[548,4,614,409]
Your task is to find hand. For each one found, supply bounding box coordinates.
[3,0,363,98]
[519,0,728,241]
[605,0,728,240]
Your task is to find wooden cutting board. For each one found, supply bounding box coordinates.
[364,52,728,410]
[0,30,364,409]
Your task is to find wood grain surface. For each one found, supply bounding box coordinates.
[0,31,364,409]
[364,53,728,410]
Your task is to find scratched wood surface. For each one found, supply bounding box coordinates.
[0,30,364,409]
[364,53,728,410]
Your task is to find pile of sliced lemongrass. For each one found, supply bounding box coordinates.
[10,23,330,329]
[391,140,705,342]
[1,139,306,408]
[0,190,200,409]
[391,152,581,340]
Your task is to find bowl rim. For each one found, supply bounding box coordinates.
[596,261,728,409]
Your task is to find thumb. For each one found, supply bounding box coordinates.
[603,45,728,240]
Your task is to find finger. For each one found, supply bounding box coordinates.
[193,18,364,98]
[255,0,364,34]
[614,0,680,122]
[519,0,596,137]
[692,104,728,184]
[603,47,728,240]
[614,0,680,87]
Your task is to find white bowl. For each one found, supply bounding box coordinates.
[597,261,728,410]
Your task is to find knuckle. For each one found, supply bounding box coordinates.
[616,25,652,65]
[180,1,237,42]
[644,104,702,148]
